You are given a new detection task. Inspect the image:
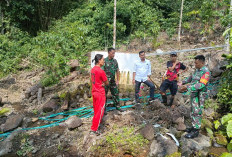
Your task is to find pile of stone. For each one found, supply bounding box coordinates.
[139,123,212,157]
[24,83,44,104]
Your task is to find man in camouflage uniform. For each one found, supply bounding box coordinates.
[103,48,122,112]
[179,55,210,139]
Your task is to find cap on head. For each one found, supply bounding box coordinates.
[170,51,177,56]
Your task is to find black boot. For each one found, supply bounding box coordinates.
[162,95,167,105]
[168,97,174,106]
[185,129,199,139]
[185,127,194,133]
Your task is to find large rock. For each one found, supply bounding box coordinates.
[149,135,178,157]
[140,124,155,140]
[158,108,173,124]
[173,116,186,131]
[114,111,138,125]
[207,54,225,77]
[1,114,23,132]
[149,140,161,157]
[174,117,184,124]
[65,116,82,130]
[42,99,59,112]
[0,131,19,156]
[149,99,165,111]
[175,93,185,105]
[68,59,79,69]
[180,133,212,156]
[176,122,186,131]
[175,105,191,119]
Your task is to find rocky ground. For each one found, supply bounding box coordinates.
[0,35,229,157]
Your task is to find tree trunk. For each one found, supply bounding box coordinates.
[178,0,184,43]
[0,2,4,34]
[226,0,232,53]
[113,0,116,49]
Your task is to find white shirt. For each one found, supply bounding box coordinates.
[133,59,151,82]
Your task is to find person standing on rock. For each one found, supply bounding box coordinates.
[133,51,155,106]
[103,48,122,112]
[179,55,210,139]
[160,52,187,108]
[90,54,109,135]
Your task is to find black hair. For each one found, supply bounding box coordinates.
[194,55,205,62]
[108,47,115,53]
[139,51,145,55]
[92,54,103,65]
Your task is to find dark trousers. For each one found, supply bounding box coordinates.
[135,80,155,102]
[160,79,178,96]
[105,80,120,107]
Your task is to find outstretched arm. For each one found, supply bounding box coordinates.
[189,72,210,92]
[182,75,192,85]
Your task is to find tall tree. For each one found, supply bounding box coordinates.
[178,0,184,43]
[113,0,116,48]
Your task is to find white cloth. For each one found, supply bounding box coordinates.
[133,59,151,82]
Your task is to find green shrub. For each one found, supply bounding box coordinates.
[0,22,30,78]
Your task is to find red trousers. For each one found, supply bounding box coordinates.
[91,92,106,131]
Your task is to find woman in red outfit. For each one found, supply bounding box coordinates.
[90,54,109,135]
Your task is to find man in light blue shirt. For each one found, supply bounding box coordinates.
[133,51,155,104]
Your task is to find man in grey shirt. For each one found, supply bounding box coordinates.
[133,51,155,105]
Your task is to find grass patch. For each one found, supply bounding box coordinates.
[92,126,149,156]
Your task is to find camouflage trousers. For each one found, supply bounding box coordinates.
[190,92,207,129]
[105,80,120,107]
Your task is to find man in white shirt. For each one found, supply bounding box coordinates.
[133,51,155,105]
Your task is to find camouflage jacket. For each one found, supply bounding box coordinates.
[103,57,119,81]
[183,66,210,93]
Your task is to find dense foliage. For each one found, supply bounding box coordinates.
[0,24,30,77]
[217,28,232,112]
[0,0,231,86]
[213,113,232,152]
[0,0,84,35]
